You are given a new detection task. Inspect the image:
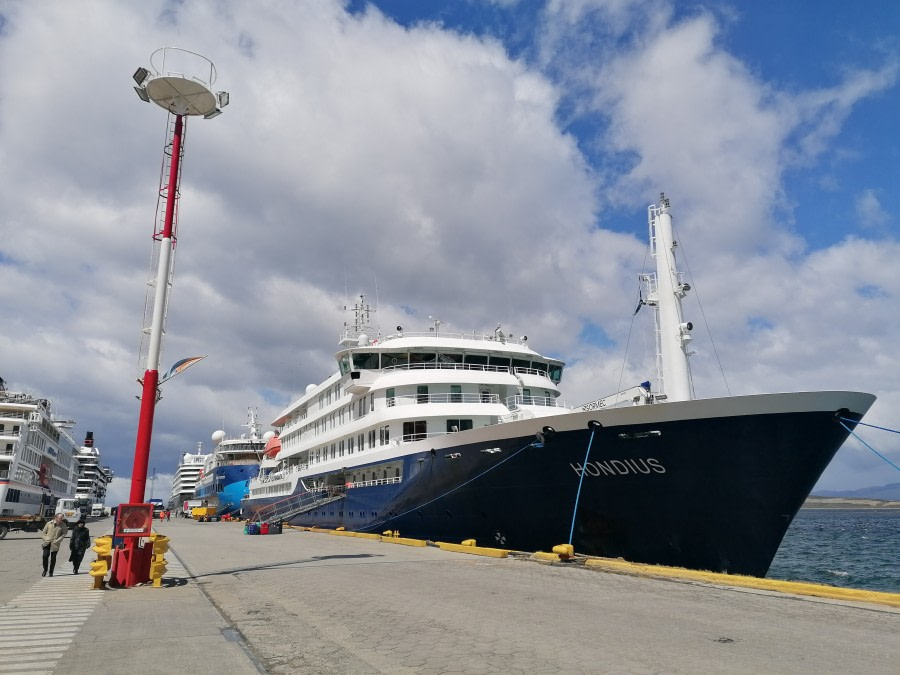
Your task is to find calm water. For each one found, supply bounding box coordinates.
[767,509,900,593]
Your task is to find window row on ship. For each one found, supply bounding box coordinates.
[280,383,555,450]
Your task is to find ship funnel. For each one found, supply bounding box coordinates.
[84,431,94,447]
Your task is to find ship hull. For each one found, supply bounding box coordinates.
[244,391,873,576]
[194,464,259,515]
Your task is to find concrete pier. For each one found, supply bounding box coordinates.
[1,517,898,673]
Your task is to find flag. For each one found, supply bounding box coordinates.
[161,355,207,383]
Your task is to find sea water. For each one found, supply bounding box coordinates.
[767,509,900,593]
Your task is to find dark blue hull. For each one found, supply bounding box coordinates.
[245,399,867,576]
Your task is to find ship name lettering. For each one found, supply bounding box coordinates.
[569,457,666,477]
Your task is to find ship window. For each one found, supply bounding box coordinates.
[450,385,462,403]
[403,420,427,442]
[548,363,563,383]
[438,352,462,365]
[417,386,428,404]
[488,356,510,370]
[352,352,380,370]
[465,354,487,366]
[385,353,409,368]
[386,388,395,407]
[446,419,472,432]
[512,359,530,371]
[409,353,436,366]
[533,361,548,373]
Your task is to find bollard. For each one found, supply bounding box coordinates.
[147,534,170,588]
[89,536,113,589]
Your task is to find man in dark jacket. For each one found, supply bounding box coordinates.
[68,519,91,574]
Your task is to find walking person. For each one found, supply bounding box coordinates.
[41,513,68,577]
[68,519,91,574]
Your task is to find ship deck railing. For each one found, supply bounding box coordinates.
[249,485,347,524]
[0,410,31,420]
[386,392,501,406]
[347,329,529,346]
[345,476,401,489]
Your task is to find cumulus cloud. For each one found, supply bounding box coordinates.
[0,0,897,493]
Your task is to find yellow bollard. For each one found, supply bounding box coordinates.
[148,534,170,588]
[89,536,112,589]
[551,543,575,560]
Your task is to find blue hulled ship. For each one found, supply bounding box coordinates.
[194,408,266,516]
[243,196,875,577]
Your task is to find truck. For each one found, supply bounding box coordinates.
[0,497,90,539]
[182,499,202,518]
[148,498,165,518]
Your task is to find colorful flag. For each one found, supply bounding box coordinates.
[161,355,207,382]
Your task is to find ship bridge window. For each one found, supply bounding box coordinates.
[512,358,531,371]
[352,352,380,370]
[465,354,487,367]
[409,353,436,366]
[384,353,409,368]
[338,355,351,375]
[532,361,548,373]
[488,356,511,370]
[438,352,463,365]
[548,364,563,384]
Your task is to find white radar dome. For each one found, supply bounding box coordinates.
[211,430,226,444]
[262,431,276,442]
[305,384,316,394]
[357,334,369,346]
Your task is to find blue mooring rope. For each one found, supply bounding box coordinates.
[568,424,599,547]
[839,418,900,473]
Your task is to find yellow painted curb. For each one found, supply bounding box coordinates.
[583,558,900,608]
[350,532,382,540]
[380,536,427,547]
[533,551,564,562]
[436,542,509,558]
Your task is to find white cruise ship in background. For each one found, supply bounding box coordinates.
[73,431,113,516]
[0,376,80,518]
[170,443,209,509]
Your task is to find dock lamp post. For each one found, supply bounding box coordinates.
[121,48,227,587]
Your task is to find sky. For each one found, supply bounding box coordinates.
[1,0,898,505]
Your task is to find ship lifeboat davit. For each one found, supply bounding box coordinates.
[263,432,281,459]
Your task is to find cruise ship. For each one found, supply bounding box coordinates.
[0,377,80,519]
[73,431,113,515]
[243,196,875,577]
[170,444,209,509]
[193,409,265,516]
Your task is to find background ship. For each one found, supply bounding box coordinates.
[194,409,266,517]
[73,431,113,517]
[243,196,874,576]
[0,377,81,522]
[169,443,209,511]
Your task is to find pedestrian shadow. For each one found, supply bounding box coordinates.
[189,553,384,579]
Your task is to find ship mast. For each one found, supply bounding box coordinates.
[647,193,693,401]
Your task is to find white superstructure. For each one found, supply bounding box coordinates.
[247,298,570,502]
[0,377,80,518]
[170,443,209,507]
[73,431,113,510]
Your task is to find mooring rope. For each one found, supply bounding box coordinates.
[569,423,600,547]
[379,438,539,525]
[839,419,900,472]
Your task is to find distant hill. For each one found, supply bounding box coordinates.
[812,482,900,501]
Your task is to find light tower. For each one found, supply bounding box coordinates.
[127,48,228,509]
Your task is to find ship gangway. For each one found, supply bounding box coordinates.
[248,486,346,525]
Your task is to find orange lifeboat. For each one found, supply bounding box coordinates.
[264,434,281,459]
